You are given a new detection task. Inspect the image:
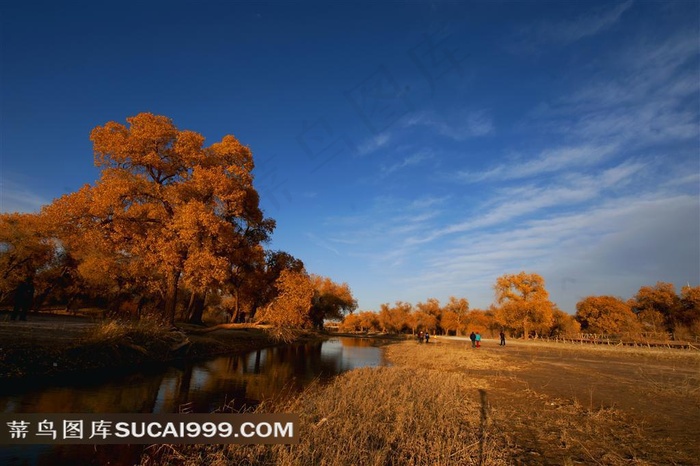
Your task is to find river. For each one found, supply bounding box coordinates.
[0,336,388,465]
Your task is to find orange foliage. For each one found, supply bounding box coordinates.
[550,307,581,337]
[44,113,274,323]
[629,282,684,335]
[441,296,469,335]
[339,310,379,333]
[309,275,357,329]
[679,285,700,330]
[493,272,555,338]
[575,296,640,335]
[464,309,492,334]
[0,213,55,304]
[378,302,412,333]
[257,269,314,328]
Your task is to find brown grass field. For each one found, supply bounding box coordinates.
[143,337,700,466]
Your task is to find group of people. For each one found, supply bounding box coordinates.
[469,331,482,347]
[468,331,507,347]
[415,330,508,347]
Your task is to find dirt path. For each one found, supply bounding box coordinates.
[472,339,700,465]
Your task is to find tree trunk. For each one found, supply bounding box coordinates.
[523,318,530,339]
[187,291,207,325]
[229,289,240,323]
[164,271,179,325]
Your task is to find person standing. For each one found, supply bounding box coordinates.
[475,332,481,348]
[499,331,506,346]
[469,331,476,348]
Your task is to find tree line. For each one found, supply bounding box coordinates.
[340,272,700,340]
[0,113,356,327]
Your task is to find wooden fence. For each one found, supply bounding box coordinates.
[542,333,699,350]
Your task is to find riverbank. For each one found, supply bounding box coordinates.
[0,313,321,381]
[144,338,700,465]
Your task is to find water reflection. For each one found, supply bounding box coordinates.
[0,337,387,466]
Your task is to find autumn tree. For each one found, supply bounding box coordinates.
[493,272,555,338]
[550,308,581,337]
[227,250,305,324]
[633,306,667,336]
[415,298,442,334]
[378,301,412,334]
[41,189,151,315]
[575,296,640,336]
[357,311,380,332]
[629,282,682,336]
[0,213,55,306]
[339,313,363,332]
[216,248,296,324]
[45,113,274,324]
[308,275,357,330]
[340,311,379,333]
[678,285,700,336]
[464,309,492,335]
[256,269,314,328]
[412,308,437,334]
[441,296,469,335]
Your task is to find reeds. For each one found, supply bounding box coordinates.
[142,339,700,465]
[142,343,512,465]
[82,319,174,345]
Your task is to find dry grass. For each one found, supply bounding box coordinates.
[634,365,700,399]
[387,342,677,465]
[492,389,659,466]
[81,319,176,345]
[142,339,700,466]
[386,340,522,373]
[143,342,512,466]
[504,338,700,361]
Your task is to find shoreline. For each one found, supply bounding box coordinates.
[0,313,325,382]
[145,338,700,465]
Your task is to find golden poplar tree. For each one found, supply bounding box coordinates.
[630,282,682,335]
[493,271,555,338]
[0,213,54,304]
[308,274,357,329]
[441,296,469,335]
[575,296,640,336]
[45,113,274,324]
[257,269,314,328]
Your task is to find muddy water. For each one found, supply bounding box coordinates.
[0,337,388,466]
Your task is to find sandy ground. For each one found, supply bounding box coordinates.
[2,320,698,464]
[439,336,700,464]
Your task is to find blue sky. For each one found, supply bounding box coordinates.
[1,1,699,313]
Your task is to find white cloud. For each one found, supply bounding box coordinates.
[381,151,433,175]
[421,26,699,311]
[0,179,48,213]
[322,6,697,312]
[403,110,494,140]
[458,143,619,182]
[304,232,341,256]
[532,33,699,148]
[320,195,448,269]
[411,159,647,246]
[357,131,392,156]
[530,0,634,45]
[407,192,699,311]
